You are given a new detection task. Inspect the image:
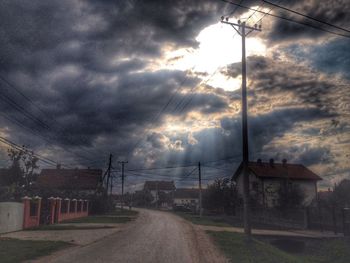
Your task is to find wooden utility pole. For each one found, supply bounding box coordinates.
[221,17,261,237]
[156,181,159,209]
[106,153,112,195]
[118,160,128,210]
[198,162,202,217]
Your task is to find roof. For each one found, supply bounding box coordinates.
[143,181,175,191]
[174,188,199,199]
[37,169,102,190]
[233,161,322,181]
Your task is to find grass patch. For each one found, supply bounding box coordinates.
[0,238,71,263]
[62,215,134,224]
[208,231,298,263]
[107,209,139,217]
[208,231,350,263]
[26,225,115,231]
[174,212,231,227]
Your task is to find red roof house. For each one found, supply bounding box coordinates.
[233,159,322,207]
[37,168,102,194]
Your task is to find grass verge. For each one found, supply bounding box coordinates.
[62,215,134,224]
[26,225,116,231]
[174,212,231,227]
[207,231,350,263]
[0,238,71,263]
[107,209,139,217]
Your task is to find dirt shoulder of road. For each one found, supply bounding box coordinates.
[2,223,123,246]
[168,211,230,263]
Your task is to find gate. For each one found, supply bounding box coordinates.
[39,199,51,225]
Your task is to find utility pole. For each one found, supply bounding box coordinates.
[118,160,128,210]
[221,17,262,237]
[198,162,202,217]
[106,153,112,195]
[156,182,159,209]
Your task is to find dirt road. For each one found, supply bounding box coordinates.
[43,209,228,263]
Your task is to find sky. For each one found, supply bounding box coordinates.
[0,0,349,191]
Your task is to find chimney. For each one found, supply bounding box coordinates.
[282,159,287,166]
[257,159,262,165]
[56,163,61,169]
[269,158,274,167]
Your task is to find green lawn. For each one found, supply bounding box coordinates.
[174,212,231,227]
[208,231,350,263]
[0,238,71,263]
[26,225,116,231]
[107,209,139,217]
[62,215,134,224]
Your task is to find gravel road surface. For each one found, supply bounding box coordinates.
[43,209,228,263]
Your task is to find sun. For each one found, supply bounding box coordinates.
[163,8,267,91]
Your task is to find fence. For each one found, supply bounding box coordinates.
[234,206,307,229]
[0,202,24,233]
[41,197,89,224]
[1,196,89,233]
[233,205,350,233]
[22,196,42,228]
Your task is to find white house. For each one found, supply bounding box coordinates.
[173,188,199,210]
[143,181,175,208]
[232,159,322,207]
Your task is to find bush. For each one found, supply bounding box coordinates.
[89,195,115,215]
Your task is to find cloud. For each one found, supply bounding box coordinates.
[0,0,349,188]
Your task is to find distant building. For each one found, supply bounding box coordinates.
[173,188,199,210]
[143,181,175,208]
[37,168,102,195]
[232,159,322,207]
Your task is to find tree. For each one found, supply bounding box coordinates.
[332,179,350,208]
[276,182,304,210]
[202,178,238,215]
[132,190,154,207]
[7,147,39,191]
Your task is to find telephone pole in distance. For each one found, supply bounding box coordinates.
[221,17,262,237]
[118,160,128,210]
[198,162,203,217]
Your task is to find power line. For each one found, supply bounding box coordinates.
[0,136,59,167]
[125,68,196,160]
[220,0,350,38]
[0,76,106,163]
[262,0,350,34]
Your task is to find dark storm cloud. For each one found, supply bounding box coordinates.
[0,0,229,165]
[266,0,350,42]
[285,38,350,79]
[0,0,349,187]
[226,55,348,116]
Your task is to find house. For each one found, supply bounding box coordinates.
[232,159,322,207]
[173,188,199,211]
[143,181,175,208]
[37,168,102,195]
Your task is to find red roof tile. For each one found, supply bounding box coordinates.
[37,169,102,190]
[233,161,322,181]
